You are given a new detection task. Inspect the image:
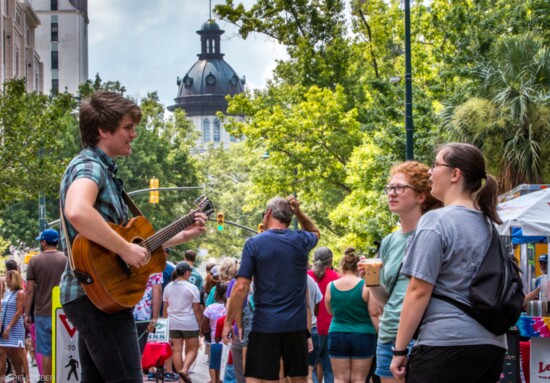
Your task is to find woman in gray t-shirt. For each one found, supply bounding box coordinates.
[390,143,507,383]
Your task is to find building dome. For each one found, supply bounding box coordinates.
[201,20,221,31]
[168,19,245,116]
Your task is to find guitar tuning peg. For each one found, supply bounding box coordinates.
[194,195,205,205]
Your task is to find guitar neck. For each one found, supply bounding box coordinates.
[141,209,199,252]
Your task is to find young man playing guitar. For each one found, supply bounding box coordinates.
[59,91,208,382]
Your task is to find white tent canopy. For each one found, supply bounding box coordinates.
[497,188,550,236]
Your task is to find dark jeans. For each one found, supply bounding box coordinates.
[62,296,143,383]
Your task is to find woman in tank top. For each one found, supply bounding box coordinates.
[325,248,381,383]
[0,270,30,383]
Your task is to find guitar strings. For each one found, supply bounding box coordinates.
[140,209,199,252]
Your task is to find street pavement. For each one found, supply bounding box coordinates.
[141,342,211,383]
[8,342,211,383]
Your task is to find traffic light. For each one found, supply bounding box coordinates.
[149,177,159,204]
[217,212,224,231]
[258,223,265,233]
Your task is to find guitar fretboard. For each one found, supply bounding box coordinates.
[140,209,199,252]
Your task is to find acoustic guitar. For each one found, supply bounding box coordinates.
[71,196,214,313]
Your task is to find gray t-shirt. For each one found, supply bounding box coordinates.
[402,205,506,349]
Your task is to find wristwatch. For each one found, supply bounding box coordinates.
[391,347,408,356]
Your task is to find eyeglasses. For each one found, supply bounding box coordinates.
[431,161,454,170]
[262,208,271,219]
[383,184,415,195]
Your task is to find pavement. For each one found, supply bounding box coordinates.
[6,342,211,383]
[141,342,211,383]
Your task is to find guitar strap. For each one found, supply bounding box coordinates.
[122,191,143,218]
[59,190,143,285]
[59,205,79,277]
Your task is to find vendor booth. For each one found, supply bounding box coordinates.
[497,186,550,383]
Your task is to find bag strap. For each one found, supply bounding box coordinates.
[386,262,403,300]
[2,291,17,325]
[431,292,476,317]
[431,221,497,318]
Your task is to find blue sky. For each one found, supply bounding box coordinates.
[87,1,287,108]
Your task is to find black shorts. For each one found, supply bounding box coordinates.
[406,344,506,383]
[245,330,308,380]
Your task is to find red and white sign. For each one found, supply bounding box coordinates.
[530,338,550,382]
[55,307,81,382]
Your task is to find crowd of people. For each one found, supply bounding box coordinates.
[0,90,533,383]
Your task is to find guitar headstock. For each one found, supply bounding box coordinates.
[195,195,215,217]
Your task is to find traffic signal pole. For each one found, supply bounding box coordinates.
[48,186,204,228]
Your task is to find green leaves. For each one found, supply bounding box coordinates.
[446,35,550,191]
[0,79,76,206]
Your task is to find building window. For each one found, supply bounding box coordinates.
[213,119,221,142]
[15,48,19,75]
[51,0,58,11]
[202,119,211,142]
[205,73,216,86]
[16,11,21,25]
[52,79,59,95]
[51,23,58,41]
[51,51,58,70]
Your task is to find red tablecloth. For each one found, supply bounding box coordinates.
[141,342,172,370]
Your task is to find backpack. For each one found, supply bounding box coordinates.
[432,222,524,335]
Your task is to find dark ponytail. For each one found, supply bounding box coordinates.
[476,175,502,224]
[438,143,502,224]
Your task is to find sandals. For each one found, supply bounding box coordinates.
[178,371,192,383]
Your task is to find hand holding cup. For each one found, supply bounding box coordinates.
[360,258,383,286]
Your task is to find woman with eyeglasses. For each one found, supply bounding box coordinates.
[390,143,506,383]
[362,161,441,383]
[0,270,30,383]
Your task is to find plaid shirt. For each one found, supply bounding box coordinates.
[59,147,129,304]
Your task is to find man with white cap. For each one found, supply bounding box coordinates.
[24,229,67,381]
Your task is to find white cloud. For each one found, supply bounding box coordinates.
[87,0,287,107]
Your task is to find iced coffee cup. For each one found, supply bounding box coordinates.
[361,258,383,287]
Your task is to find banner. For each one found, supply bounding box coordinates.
[530,337,550,382]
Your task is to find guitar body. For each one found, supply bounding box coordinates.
[72,216,166,313]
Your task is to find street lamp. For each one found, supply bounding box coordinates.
[404,0,414,160]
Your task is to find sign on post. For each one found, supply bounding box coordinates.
[147,318,169,342]
[52,286,81,383]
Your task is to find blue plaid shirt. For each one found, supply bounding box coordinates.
[59,147,129,304]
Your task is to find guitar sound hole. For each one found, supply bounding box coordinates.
[131,237,151,264]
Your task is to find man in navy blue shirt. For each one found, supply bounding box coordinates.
[223,196,320,383]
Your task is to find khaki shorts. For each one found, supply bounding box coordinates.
[169,330,199,339]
